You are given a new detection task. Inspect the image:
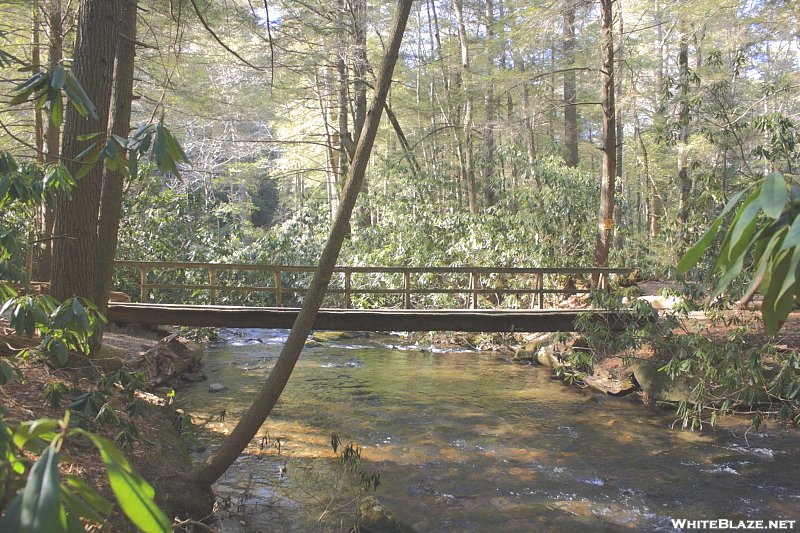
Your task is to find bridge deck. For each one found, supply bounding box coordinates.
[107,303,628,332]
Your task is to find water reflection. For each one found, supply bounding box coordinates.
[178,329,800,532]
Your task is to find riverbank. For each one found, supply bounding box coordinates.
[0,321,214,532]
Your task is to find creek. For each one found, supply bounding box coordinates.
[177,328,800,532]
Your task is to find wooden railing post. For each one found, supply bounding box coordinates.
[469,272,478,309]
[139,266,148,302]
[536,273,544,309]
[274,269,282,307]
[344,269,352,309]
[208,267,217,305]
[403,271,411,309]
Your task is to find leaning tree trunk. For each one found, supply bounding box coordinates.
[189,0,414,489]
[593,0,616,272]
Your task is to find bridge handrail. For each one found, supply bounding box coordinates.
[113,260,631,309]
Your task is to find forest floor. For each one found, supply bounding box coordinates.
[0,322,209,532]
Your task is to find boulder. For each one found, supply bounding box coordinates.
[358,496,418,533]
[312,331,353,342]
[95,344,126,372]
[631,360,698,403]
[181,372,206,383]
[513,349,536,362]
[583,366,636,396]
[536,345,561,368]
[208,382,228,393]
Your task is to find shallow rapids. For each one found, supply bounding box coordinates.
[177,329,800,532]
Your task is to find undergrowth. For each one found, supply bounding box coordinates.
[564,288,800,430]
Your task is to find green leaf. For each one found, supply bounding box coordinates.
[165,128,189,163]
[723,192,763,266]
[64,70,97,119]
[75,164,93,180]
[774,246,800,310]
[153,124,167,169]
[104,138,118,160]
[56,338,69,365]
[714,188,761,270]
[19,446,64,533]
[677,218,723,274]
[128,149,138,180]
[75,141,101,163]
[63,474,113,517]
[13,419,58,449]
[50,65,66,89]
[0,173,11,200]
[761,171,788,219]
[61,81,83,113]
[14,71,46,93]
[9,88,35,105]
[762,249,796,336]
[111,134,128,148]
[712,249,747,301]
[60,483,109,526]
[50,92,63,128]
[0,487,23,532]
[83,432,172,533]
[0,360,15,386]
[779,215,800,252]
[76,132,102,142]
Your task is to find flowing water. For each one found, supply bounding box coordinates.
[177,328,800,532]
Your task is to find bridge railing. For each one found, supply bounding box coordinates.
[112,261,631,310]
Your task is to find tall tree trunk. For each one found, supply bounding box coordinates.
[189,0,414,490]
[351,0,368,143]
[94,0,137,319]
[33,3,44,162]
[654,0,664,99]
[454,0,478,214]
[516,55,537,178]
[51,0,119,311]
[482,0,497,209]
[593,0,616,271]
[351,0,372,227]
[38,0,66,282]
[676,25,692,249]
[614,0,625,251]
[563,0,579,168]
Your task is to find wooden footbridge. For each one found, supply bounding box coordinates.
[107,261,633,332]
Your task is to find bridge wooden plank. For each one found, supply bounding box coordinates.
[107,303,629,332]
